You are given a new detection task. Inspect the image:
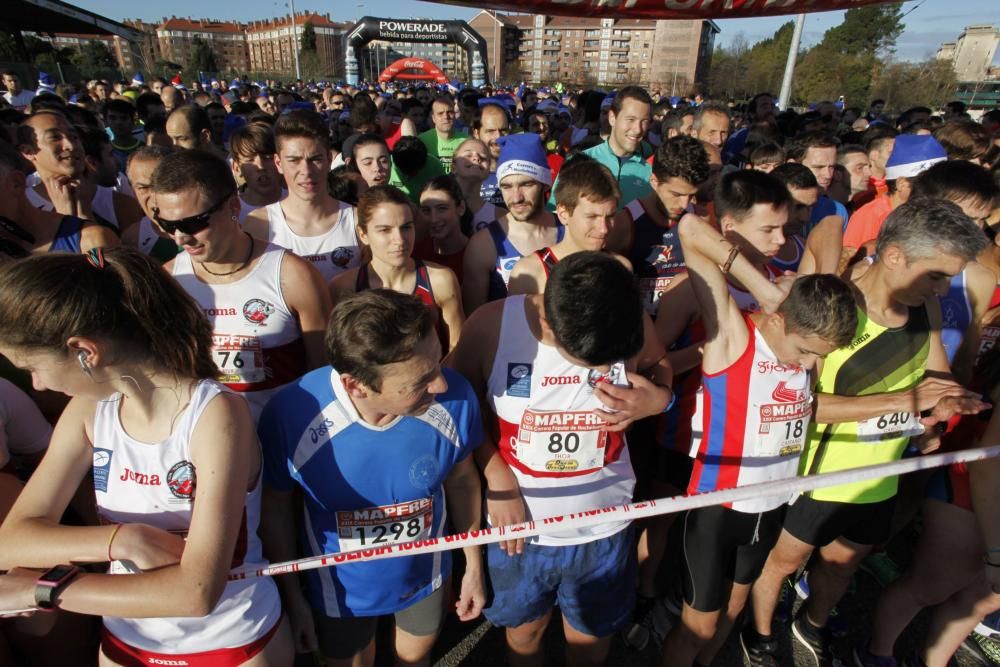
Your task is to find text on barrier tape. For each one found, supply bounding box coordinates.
[226,444,1000,580]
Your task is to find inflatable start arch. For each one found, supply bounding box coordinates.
[379,58,450,85]
[345,17,489,87]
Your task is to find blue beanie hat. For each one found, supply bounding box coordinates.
[496,133,551,186]
[885,135,947,180]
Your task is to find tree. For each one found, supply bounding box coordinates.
[869,59,956,112]
[795,4,904,105]
[300,21,316,53]
[71,40,116,73]
[187,37,217,75]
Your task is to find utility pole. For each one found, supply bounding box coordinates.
[289,0,301,80]
[778,13,805,110]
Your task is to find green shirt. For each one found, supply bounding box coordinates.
[547,139,653,211]
[389,157,446,203]
[419,128,469,174]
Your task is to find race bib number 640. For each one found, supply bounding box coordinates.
[857,411,924,442]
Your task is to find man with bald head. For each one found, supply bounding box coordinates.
[165,105,220,155]
[472,103,510,205]
[160,85,182,114]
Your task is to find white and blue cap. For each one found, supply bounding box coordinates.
[131,72,145,87]
[885,135,947,180]
[37,72,57,93]
[496,133,551,186]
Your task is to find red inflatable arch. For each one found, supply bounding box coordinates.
[378,58,450,85]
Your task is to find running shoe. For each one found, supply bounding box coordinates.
[741,624,780,667]
[792,613,843,667]
[852,643,897,667]
[621,595,673,651]
[793,572,849,638]
[859,552,903,588]
[960,631,1000,666]
[774,577,796,624]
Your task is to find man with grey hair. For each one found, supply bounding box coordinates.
[741,196,990,667]
[692,104,731,152]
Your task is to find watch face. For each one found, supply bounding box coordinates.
[39,565,76,584]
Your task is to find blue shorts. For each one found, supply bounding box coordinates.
[483,525,636,637]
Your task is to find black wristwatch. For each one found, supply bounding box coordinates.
[33,564,80,610]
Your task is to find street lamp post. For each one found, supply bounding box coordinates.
[289,0,300,80]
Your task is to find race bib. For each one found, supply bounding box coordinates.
[755,399,811,457]
[212,334,265,385]
[515,409,608,475]
[639,276,676,315]
[857,411,924,442]
[336,498,433,552]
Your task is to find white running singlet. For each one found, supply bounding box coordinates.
[26,181,120,228]
[263,200,360,281]
[172,243,307,421]
[487,295,635,546]
[93,380,281,653]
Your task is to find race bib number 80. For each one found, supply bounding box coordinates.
[515,409,608,475]
[336,498,433,552]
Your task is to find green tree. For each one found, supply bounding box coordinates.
[300,21,316,52]
[869,58,956,112]
[187,37,217,75]
[795,4,904,105]
[71,40,116,72]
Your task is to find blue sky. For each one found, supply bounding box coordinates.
[75,0,999,63]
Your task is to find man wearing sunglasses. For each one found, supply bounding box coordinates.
[152,149,332,422]
[245,109,361,282]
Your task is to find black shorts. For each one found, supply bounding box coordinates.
[680,504,785,613]
[783,495,896,548]
[656,448,695,493]
[313,584,445,660]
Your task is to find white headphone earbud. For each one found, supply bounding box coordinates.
[77,350,92,376]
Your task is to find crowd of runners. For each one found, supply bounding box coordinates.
[0,68,998,667]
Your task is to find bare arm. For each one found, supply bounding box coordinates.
[443,454,485,620]
[281,253,334,372]
[0,393,257,618]
[654,274,704,375]
[800,215,843,275]
[506,254,544,296]
[79,222,120,252]
[461,229,497,315]
[428,264,466,353]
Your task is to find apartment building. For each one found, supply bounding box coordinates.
[246,13,349,77]
[469,11,718,92]
[936,25,999,82]
[156,17,249,73]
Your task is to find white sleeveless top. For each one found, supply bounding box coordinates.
[26,181,119,228]
[172,243,307,422]
[93,380,281,652]
[487,295,634,546]
[263,200,360,281]
[472,202,499,232]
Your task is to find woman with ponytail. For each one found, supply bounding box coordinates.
[0,247,293,666]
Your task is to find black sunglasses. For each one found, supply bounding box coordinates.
[153,191,234,236]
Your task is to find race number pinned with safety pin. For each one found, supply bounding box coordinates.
[212,334,265,385]
[857,411,924,442]
[336,498,434,552]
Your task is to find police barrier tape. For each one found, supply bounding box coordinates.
[228,444,1000,581]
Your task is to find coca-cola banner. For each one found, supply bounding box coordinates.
[346,17,489,87]
[430,0,895,20]
[380,58,450,84]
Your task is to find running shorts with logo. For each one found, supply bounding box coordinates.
[484,294,636,635]
[786,303,930,546]
[259,366,482,621]
[682,314,811,610]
